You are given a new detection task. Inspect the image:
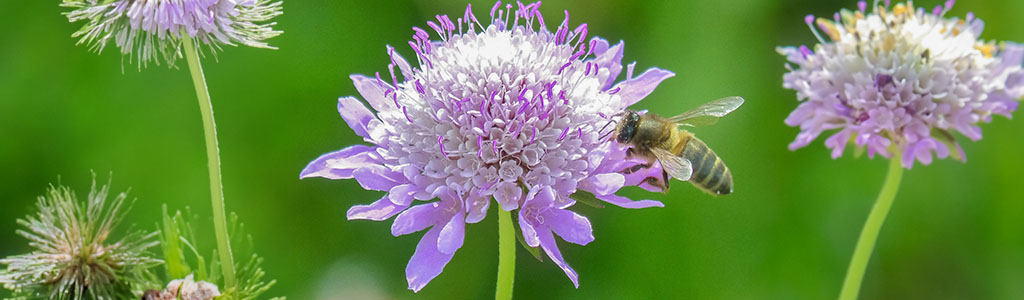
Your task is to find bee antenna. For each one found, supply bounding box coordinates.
[598,128,615,141]
[598,120,618,141]
[598,119,615,133]
[598,111,628,141]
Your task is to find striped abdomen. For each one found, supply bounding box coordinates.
[679,136,733,195]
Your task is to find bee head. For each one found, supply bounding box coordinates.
[616,111,641,144]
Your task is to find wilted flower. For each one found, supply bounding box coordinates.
[0,177,160,299]
[143,275,221,300]
[302,1,672,291]
[60,0,284,66]
[778,0,1024,168]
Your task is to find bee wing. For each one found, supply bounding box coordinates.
[666,96,745,127]
[651,147,693,181]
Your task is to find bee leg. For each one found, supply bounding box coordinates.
[621,163,652,174]
[644,176,668,192]
[626,147,635,158]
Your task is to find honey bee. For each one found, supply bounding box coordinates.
[607,96,744,195]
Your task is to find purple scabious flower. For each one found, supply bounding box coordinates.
[302,1,673,291]
[778,1,1024,168]
[61,0,283,67]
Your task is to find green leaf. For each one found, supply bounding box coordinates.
[160,205,190,279]
[160,207,216,283]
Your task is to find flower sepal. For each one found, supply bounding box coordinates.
[568,190,606,209]
[931,128,966,162]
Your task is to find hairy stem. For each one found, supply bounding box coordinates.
[838,153,904,300]
[496,209,516,300]
[182,37,237,293]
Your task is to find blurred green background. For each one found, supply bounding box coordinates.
[2,0,1023,299]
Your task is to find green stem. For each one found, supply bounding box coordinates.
[496,209,515,300]
[838,152,904,300]
[182,37,237,293]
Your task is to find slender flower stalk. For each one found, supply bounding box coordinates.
[778,1,1023,298]
[495,209,515,300]
[839,150,903,300]
[303,1,673,292]
[182,35,236,294]
[60,1,284,297]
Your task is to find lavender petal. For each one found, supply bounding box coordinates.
[518,208,541,247]
[391,202,441,236]
[299,145,378,179]
[436,211,466,254]
[388,184,419,206]
[537,227,580,288]
[582,173,625,195]
[350,74,396,112]
[545,209,595,246]
[347,195,408,221]
[595,193,664,209]
[353,165,405,191]
[406,227,454,292]
[588,38,625,90]
[337,96,376,138]
[493,182,524,211]
[464,194,490,224]
[613,67,675,107]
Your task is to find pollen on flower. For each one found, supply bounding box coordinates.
[303,0,673,291]
[778,0,1024,168]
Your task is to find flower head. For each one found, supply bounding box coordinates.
[61,0,283,67]
[143,275,221,300]
[0,176,161,299]
[778,0,1024,168]
[302,1,673,291]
